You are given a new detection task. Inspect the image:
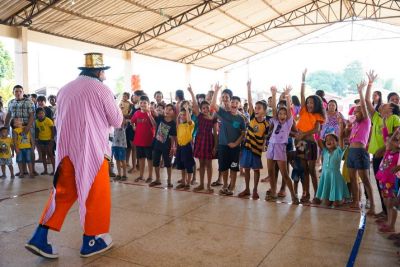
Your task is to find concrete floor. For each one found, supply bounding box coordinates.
[0,159,398,267]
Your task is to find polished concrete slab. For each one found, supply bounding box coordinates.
[0,160,398,267]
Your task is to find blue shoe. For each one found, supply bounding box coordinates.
[25,225,58,259]
[80,233,113,258]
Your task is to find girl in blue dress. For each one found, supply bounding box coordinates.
[316,118,350,207]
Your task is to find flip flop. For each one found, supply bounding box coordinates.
[149,181,161,187]
[388,233,400,240]
[134,177,144,182]
[211,181,223,187]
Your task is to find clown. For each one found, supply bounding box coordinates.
[25,53,123,258]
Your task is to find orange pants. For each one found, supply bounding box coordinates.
[39,157,111,236]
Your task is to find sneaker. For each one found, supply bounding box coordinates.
[80,233,113,258]
[25,225,58,259]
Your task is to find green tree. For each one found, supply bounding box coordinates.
[306,71,347,96]
[114,76,125,97]
[342,60,363,93]
[383,78,394,91]
[0,42,13,84]
[0,41,14,105]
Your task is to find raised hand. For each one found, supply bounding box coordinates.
[214,82,222,92]
[284,85,292,95]
[357,80,367,93]
[302,69,307,82]
[366,70,378,84]
[187,84,193,93]
[270,86,277,94]
[247,80,251,90]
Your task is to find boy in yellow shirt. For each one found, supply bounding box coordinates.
[12,118,34,178]
[35,107,55,175]
[175,105,195,190]
[0,127,15,179]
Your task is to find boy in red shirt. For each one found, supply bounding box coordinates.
[131,95,156,182]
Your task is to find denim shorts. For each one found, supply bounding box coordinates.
[16,148,32,163]
[240,148,262,170]
[112,147,126,161]
[347,147,370,170]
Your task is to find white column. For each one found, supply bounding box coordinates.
[122,50,133,91]
[14,27,29,92]
[224,70,229,87]
[185,64,192,85]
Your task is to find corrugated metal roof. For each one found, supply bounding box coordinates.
[0,0,399,70]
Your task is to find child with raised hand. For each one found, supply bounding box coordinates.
[238,80,269,199]
[295,69,326,204]
[211,83,246,196]
[188,85,217,193]
[347,81,375,215]
[175,105,195,190]
[0,127,15,179]
[131,95,156,183]
[375,128,400,232]
[315,117,350,207]
[266,86,299,204]
[112,120,128,181]
[35,107,55,175]
[12,118,34,178]
[150,103,177,188]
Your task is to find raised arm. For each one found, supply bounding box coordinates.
[300,69,307,107]
[210,82,222,112]
[357,80,369,119]
[284,85,293,119]
[365,70,378,117]
[270,86,278,118]
[338,116,344,149]
[187,85,199,116]
[247,80,254,115]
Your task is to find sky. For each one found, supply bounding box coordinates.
[1,20,400,101]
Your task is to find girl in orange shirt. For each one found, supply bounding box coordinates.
[295,69,326,203]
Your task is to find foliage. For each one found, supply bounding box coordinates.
[0,42,13,84]
[342,60,363,93]
[306,60,365,96]
[0,41,14,106]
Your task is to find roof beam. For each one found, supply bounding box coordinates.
[179,0,342,64]
[1,0,62,26]
[115,0,234,50]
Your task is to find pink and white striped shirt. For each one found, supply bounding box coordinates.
[42,75,123,228]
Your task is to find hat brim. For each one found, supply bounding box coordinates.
[78,66,110,70]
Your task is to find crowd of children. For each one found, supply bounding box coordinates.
[2,70,400,246]
[0,94,56,179]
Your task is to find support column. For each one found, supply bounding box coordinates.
[122,50,133,91]
[224,70,229,87]
[14,27,29,92]
[185,64,192,85]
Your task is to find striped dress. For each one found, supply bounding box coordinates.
[41,75,123,228]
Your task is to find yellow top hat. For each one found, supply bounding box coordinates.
[78,53,110,70]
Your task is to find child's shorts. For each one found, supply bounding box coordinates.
[136,146,152,160]
[240,148,262,170]
[295,140,318,161]
[37,140,52,147]
[347,148,370,170]
[152,147,172,168]
[112,146,126,161]
[266,143,287,161]
[16,148,32,163]
[0,158,12,166]
[176,143,195,173]
[218,145,240,172]
[379,181,396,198]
